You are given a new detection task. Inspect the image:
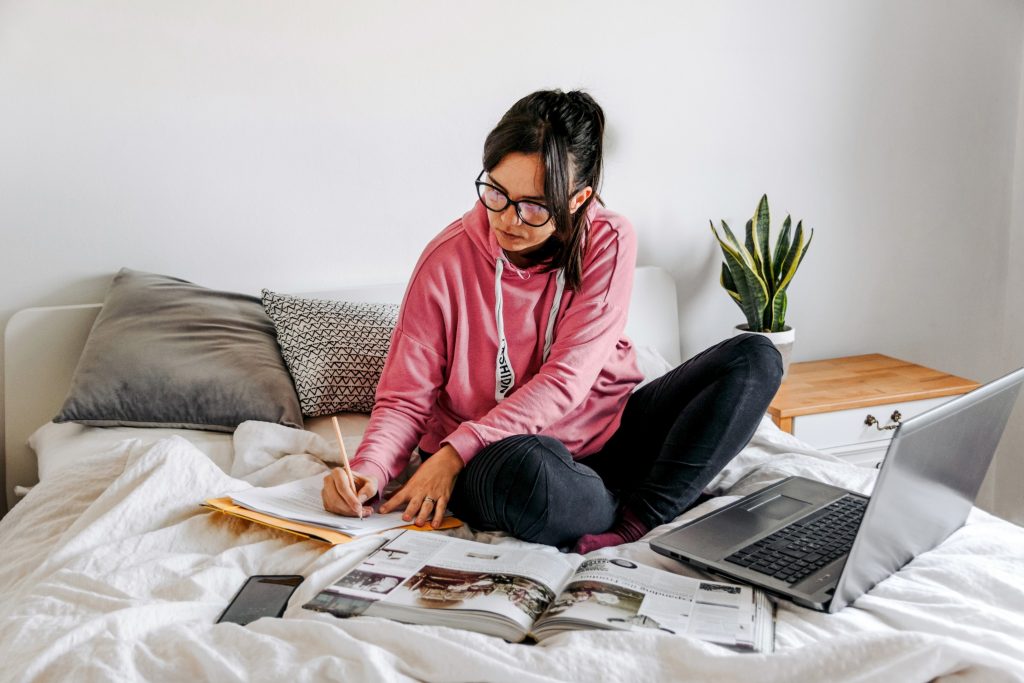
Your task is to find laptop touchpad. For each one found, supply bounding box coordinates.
[747,494,811,519]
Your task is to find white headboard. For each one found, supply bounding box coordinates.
[3,266,679,510]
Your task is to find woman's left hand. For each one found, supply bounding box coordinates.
[380,444,463,528]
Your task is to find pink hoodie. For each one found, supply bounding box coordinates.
[350,200,643,492]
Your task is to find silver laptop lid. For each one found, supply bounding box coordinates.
[829,367,1024,612]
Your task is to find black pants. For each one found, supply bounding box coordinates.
[436,333,783,548]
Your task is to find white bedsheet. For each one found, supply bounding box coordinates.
[1,419,1022,682]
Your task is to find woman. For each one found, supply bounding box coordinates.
[322,89,783,553]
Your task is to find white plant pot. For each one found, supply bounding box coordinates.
[734,325,795,379]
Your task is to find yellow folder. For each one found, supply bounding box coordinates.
[202,497,462,546]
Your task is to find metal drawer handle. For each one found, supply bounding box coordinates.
[865,410,902,431]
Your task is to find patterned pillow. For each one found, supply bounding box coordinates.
[261,290,399,416]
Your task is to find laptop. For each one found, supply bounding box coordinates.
[650,367,1024,613]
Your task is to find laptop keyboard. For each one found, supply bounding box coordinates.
[723,495,868,585]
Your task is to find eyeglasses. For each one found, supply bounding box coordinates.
[475,170,552,227]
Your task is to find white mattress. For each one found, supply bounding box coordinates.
[2,416,1022,682]
[27,413,371,484]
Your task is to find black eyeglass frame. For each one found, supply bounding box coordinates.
[474,170,552,228]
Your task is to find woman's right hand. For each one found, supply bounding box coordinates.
[322,468,378,517]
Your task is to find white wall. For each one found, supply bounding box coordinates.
[2,0,1023,517]
[999,32,1024,525]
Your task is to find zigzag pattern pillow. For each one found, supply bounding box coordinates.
[261,290,399,415]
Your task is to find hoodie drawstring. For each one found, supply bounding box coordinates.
[493,258,566,402]
[543,269,566,361]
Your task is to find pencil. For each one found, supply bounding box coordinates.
[331,416,362,520]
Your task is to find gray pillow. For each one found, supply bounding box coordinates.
[261,290,399,416]
[55,268,303,432]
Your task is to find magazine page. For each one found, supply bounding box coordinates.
[304,531,577,641]
[532,557,767,651]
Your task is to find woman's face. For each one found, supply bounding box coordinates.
[485,152,592,264]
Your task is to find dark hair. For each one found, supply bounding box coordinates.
[482,89,605,291]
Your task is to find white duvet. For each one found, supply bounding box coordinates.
[1,418,1023,683]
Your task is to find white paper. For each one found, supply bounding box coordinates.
[230,474,430,537]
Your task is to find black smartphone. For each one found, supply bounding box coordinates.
[216,574,305,626]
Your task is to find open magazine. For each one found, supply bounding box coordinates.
[304,530,775,652]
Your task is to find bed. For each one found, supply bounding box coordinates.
[1,266,1022,683]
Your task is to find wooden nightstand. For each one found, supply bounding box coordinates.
[768,354,980,468]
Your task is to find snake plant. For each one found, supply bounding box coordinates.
[710,195,813,333]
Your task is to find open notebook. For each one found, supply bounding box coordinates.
[203,474,461,545]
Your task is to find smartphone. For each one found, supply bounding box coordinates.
[216,574,305,626]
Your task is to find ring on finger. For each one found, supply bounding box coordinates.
[423,496,435,505]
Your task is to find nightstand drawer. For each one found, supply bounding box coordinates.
[820,441,889,469]
[792,395,955,451]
